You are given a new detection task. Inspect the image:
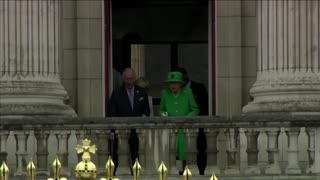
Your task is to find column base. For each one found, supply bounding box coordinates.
[0,81,77,117]
[243,73,320,113]
[0,104,76,117]
[223,167,240,175]
[116,167,131,176]
[243,101,320,113]
[35,170,50,176]
[285,166,301,175]
[265,164,281,175]
[244,165,261,175]
[14,171,27,176]
[205,166,220,175]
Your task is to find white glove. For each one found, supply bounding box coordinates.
[161,112,168,117]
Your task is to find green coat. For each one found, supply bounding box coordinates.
[159,87,199,160]
[159,87,199,116]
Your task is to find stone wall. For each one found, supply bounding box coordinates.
[216,0,257,116]
[60,0,104,116]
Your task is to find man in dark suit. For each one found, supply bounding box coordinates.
[109,68,150,174]
[110,68,150,117]
[177,68,208,116]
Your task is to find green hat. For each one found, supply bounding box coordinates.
[164,72,184,83]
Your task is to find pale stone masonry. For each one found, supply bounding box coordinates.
[243,0,320,113]
[0,0,76,116]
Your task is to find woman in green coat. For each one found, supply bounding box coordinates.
[159,71,199,117]
[159,71,199,174]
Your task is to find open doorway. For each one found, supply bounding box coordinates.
[109,0,211,115]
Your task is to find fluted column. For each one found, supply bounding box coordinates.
[243,0,320,113]
[0,0,76,116]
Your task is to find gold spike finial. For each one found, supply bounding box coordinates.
[157,161,167,180]
[209,172,218,180]
[132,159,141,180]
[106,156,115,180]
[27,160,36,180]
[183,166,192,180]
[100,156,119,180]
[0,161,9,180]
[48,157,68,180]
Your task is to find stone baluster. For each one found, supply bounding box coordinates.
[143,129,153,175]
[205,128,220,175]
[137,129,146,167]
[285,128,301,174]
[96,130,110,175]
[224,128,240,175]
[306,127,316,173]
[185,128,198,174]
[34,130,50,175]
[244,128,260,175]
[117,129,130,175]
[55,130,71,176]
[0,131,9,163]
[14,131,29,176]
[169,128,178,175]
[265,128,281,175]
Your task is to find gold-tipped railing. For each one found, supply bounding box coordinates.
[0,139,219,180]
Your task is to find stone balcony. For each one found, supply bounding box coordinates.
[0,114,320,180]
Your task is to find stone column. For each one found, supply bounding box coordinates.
[224,128,240,175]
[14,131,29,176]
[285,128,301,174]
[243,0,320,113]
[205,128,220,175]
[117,129,130,175]
[244,128,260,175]
[0,0,76,116]
[265,128,281,175]
[34,130,50,175]
[55,130,71,176]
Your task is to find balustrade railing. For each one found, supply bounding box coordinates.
[0,114,319,179]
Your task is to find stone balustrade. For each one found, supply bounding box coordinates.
[0,114,320,180]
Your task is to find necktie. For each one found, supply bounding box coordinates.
[129,89,134,110]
